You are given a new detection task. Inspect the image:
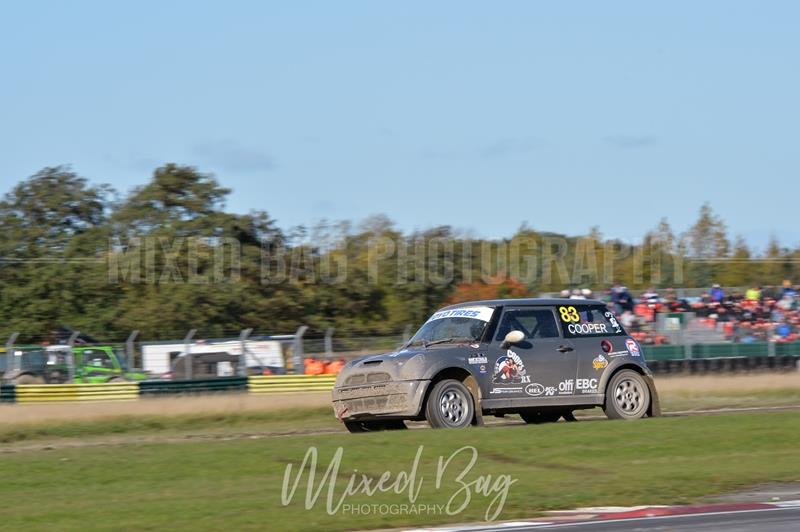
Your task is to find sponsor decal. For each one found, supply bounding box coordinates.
[592,354,609,370]
[568,322,608,335]
[558,379,597,394]
[492,350,531,384]
[543,386,557,396]
[524,383,545,397]
[470,343,480,349]
[607,350,629,358]
[576,378,598,394]
[604,311,623,334]
[468,355,488,365]
[489,387,523,395]
[425,306,495,323]
[625,338,640,356]
[479,364,487,374]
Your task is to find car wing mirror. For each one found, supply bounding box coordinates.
[501,330,525,349]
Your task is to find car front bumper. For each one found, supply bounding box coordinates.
[332,379,429,421]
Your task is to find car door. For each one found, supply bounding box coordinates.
[482,305,578,404]
[555,303,627,398]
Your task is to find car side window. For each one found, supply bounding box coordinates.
[495,308,560,340]
[557,304,626,337]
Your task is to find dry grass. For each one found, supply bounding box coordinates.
[655,373,800,394]
[0,391,332,425]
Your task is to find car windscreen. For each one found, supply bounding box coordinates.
[410,306,496,344]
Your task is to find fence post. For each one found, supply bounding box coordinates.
[4,332,20,376]
[324,328,334,359]
[125,330,139,370]
[292,326,308,375]
[239,328,253,377]
[183,329,196,380]
[67,331,80,382]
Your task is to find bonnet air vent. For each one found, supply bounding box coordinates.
[362,360,383,366]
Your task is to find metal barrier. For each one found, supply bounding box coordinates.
[643,341,800,360]
[0,384,15,403]
[139,377,248,396]
[14,382,139,403]
[248,374,337,394]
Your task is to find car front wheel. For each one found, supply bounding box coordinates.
[425,379,475,429]
[603,369,650,420]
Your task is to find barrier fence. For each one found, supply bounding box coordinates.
[248,374,338,394]
[14,382,139,404]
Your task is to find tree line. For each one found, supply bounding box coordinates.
[1,165,797,342]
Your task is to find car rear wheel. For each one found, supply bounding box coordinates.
[344,420,407,433]
[425,379,474,429]
[603,369,650,420]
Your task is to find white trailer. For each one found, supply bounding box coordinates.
[141,339,284,376]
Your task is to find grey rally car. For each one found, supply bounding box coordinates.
[332,298,661,432]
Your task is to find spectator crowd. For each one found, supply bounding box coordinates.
[598,280,800,345]
[560,281,799,345]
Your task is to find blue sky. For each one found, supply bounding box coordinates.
[1,1,798,250]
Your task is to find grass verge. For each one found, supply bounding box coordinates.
[0,406,339,444]
[1,411,799,531]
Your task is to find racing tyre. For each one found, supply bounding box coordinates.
[344,420,407,433]
[520,410,562,424]
[425,379,474,429]
[603,369,650,420]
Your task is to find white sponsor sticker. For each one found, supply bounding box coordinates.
[567,322,609,335]
[425,306,495,323]
[468,356,488,365]
[524,383,545,396]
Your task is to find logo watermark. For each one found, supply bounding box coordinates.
[281,445,517,521]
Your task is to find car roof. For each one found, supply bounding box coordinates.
[440,297,607,310]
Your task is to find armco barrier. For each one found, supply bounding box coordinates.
[0,384,15,403]
[248,374,337,394]
[646,355,800,375]
[14,382,139,404]
[139,376,248,396]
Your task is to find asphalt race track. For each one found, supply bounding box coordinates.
[525,508,800,531]
[413,502,800,532]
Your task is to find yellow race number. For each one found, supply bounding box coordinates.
[558,306,580,323]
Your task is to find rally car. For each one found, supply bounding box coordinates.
[332,298,660,432]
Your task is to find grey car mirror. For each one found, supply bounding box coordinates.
[501,330,525,348]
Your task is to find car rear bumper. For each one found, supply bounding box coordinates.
[332,379,429,421]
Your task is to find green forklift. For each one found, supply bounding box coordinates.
[2,333,148,384]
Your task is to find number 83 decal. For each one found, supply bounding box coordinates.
[558,306,580,323]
